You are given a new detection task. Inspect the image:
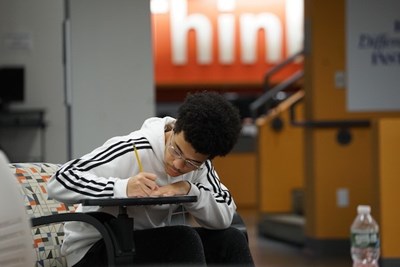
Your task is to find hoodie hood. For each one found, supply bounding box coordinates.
[139,116,176,163]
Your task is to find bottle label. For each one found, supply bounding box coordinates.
[351,232,380,248]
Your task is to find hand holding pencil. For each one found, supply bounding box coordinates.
[127,142,190,197]
[126,143,159,197]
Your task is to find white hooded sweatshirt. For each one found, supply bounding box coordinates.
[47,117,237,266]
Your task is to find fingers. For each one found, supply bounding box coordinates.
[139,174,158,191]
[150,181,190,197]
[127,176,190,198]
[150,189,174,197]
[139,172,158,181]
[127,172,159,197]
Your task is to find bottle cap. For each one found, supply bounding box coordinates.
[357,205,371,214]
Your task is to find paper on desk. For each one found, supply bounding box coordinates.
[0,151,35,267]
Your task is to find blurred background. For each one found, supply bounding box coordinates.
[0,0,399,266]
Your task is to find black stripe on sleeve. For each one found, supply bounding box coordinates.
[54,137,152,198]
[195,161,233,205]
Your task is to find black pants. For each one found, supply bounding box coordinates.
[73,225,254,267]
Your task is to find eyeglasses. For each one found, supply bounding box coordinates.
[168,134,204,170]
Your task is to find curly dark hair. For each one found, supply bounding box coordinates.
[174,91,242,159]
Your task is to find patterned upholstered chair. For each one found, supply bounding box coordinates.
[10,163,71,267]
[10,163,118,267]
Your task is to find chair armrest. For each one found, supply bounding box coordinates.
[32,212,117,267]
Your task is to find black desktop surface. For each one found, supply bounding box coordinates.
[80,195,197,207]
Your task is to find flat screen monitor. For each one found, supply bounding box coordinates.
[0,66,25,110]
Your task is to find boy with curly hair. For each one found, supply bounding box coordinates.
[48,91,254,266]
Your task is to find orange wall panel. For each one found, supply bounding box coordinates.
[257,99,305,213]
[309,128,374,238]
[304,0,397,243]
[376,118,400,258]
[213,152,257,209]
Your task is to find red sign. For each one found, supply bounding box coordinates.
[151,0,303,86]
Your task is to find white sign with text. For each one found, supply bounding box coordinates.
[346,0,400,111]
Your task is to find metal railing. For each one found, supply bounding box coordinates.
[250,70,304,118]
[250,49,371,133]
[289,97,370,129]
[262,50,304,91]
[250,50,305,119]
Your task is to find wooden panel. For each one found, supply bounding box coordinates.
[256,93,305,213]
[376,118,400,258]
[310,127,374,238]
[213,152,257,209]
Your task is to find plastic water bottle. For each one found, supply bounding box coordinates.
[350,205,380,267]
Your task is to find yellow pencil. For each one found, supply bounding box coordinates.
[133,142,143,172]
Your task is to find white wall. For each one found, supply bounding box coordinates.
[68,0,155,158]
[0,0,155,163]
